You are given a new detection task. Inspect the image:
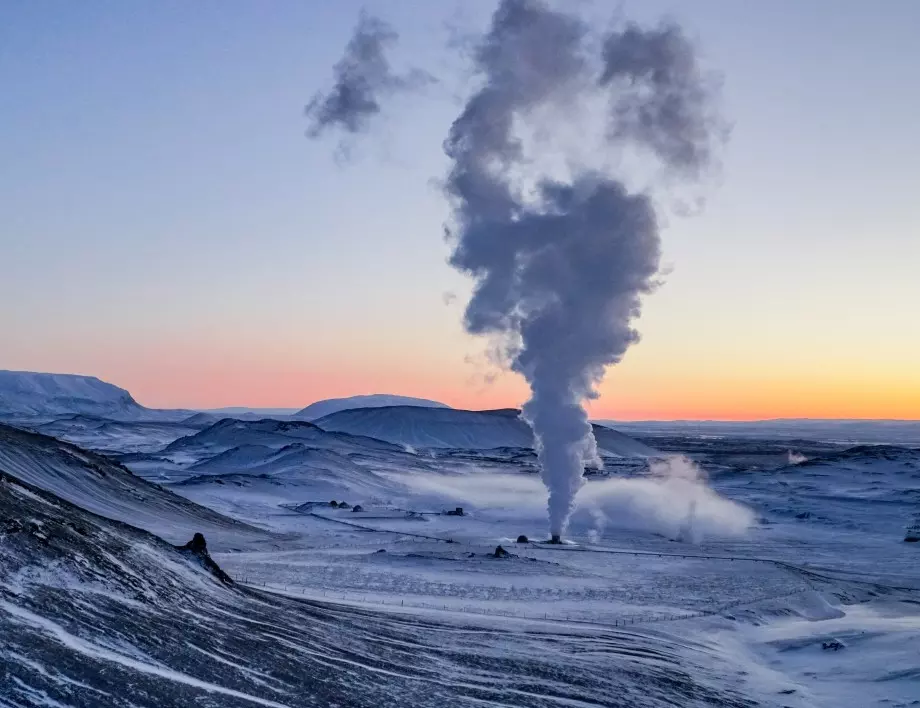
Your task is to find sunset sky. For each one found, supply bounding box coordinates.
[2,0,918,420]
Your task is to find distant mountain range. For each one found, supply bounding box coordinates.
[0,370,450,425]
[6,370,915,450]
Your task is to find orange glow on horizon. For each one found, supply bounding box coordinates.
[117,363,919,421]
[14,337,917,420]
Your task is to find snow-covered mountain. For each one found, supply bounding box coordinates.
[163,417,404,459]
[0,370,191,422]
[295,394,450,421]
[314,405,659,456]
[314,406,528,449]
[178,442,401,499]
[0,370,146,420]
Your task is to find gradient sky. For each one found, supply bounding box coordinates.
[2,1,919,419]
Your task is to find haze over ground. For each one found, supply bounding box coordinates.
[2,0,918,420]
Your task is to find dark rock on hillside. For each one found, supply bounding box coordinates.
[175,533,233,585]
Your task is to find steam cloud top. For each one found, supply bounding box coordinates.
[306,11,432,139]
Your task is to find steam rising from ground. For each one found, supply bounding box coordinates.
[306,11,432,141]
[444,0,726,537]
[786,451,807,465]
[399,457,753,543]
[576,457,753,542]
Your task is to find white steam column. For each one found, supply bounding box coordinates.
[443,0,726,541]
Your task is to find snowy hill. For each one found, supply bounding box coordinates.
[314,406,529,449]
[0,423,263,547]
[0,369,196,423]
[314,405,659,456]
[164,417,404,459]
[179,442,401,499]
[295,394,450,421]
[0,370,150,420]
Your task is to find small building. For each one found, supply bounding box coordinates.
[444,507,464,517]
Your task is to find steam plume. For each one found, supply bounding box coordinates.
[445,0,725,538]
[306,11,432,139]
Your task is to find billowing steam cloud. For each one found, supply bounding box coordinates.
[445,0,725,538]
[306,11,432,139]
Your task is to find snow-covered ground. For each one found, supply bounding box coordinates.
[2,406,918,707]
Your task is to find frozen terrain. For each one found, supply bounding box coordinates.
[3,473,762,708]
[1,396,918,707]
[315,406,659,456]
[601,419,920,447]
[0,424,267,548]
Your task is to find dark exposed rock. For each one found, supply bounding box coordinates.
[516,535,529,543]
[176,533,233,585]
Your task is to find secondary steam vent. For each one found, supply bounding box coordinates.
[444,0,726,541]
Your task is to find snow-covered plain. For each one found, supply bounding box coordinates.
[2,405,918,707]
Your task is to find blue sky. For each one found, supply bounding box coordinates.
[2,1,918,417]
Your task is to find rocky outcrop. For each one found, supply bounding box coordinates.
[176,533,233,585]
